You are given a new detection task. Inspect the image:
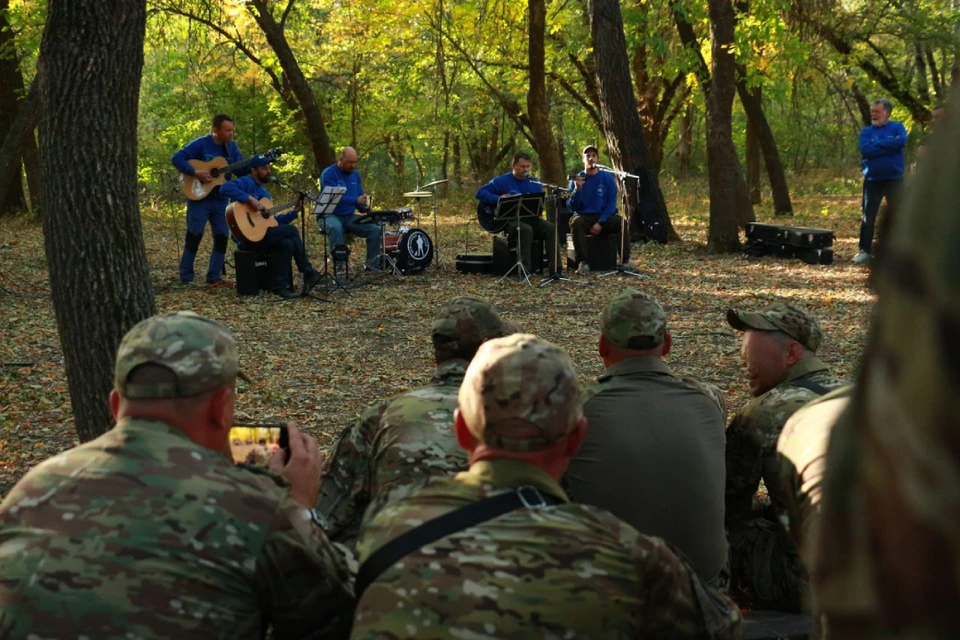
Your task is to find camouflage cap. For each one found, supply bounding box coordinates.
[726,302,823,352]
[458,334,581,452]
[431,296,505,349]
[114,311,250,399]
[600,288,667,350]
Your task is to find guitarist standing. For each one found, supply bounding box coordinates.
[220,162,322,299]
[171,114,268,287]
[475,152,560,278]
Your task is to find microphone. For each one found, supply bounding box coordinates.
[267,176,280,183]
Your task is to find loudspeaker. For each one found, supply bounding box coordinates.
[491,235,545,276]
[234,250,274,296]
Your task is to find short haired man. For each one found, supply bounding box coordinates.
[565,289,728,584]
[475,152,561,277]
[318,147,381,275]
[0,312,353,637]
[567,144,622,274]
[352,334,743,639]
[725,302,845,611]
[171,114,271,287]
[317,296,514,547]
[854,98,907,264]
[221,160,322,298]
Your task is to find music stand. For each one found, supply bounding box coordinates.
[310,186,352,293]
[496,193,543,286]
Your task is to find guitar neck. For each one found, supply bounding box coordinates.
[267,200,299,216]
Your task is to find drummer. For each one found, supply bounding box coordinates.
[476,152,560,277]
[318,147,382,272]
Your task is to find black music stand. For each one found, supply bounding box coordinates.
[310,186,352,294]
[495,193,544,286]
[596,167,647,280]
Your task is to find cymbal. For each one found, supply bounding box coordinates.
[421,179,449,188]
[404,191,434,198]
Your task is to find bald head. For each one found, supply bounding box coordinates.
[338,147,359,173]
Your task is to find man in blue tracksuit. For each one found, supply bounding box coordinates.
[567,145,621,274]
[220,163,322,299]
[855,99,907,264]
[475,152,560,276]
[171,114,269,287]
[318,147,381,272]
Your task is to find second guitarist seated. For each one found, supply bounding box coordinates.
[475,152,560,277]
[221,162,322,299]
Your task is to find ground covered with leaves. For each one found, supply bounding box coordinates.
[0,175,874,495]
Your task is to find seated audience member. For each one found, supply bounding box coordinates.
[351,334,743,639]
[565,289,728,584]
[221,160,322,298]
[317,296,515,547]
[725,303,845,611]
[0,312,353,638]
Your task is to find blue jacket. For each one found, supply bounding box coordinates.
[567,170,618,223]
[859,121,907,181]
[475,172,543,205]
[319,164,367,217]
[220,176,298,224]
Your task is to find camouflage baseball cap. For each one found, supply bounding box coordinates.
[600,288,667,350]
[114,311,250,399]
[726,302,823,352]
[459,334,581,452]
[431,296,505,349]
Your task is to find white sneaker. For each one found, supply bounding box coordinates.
[851,251,871,265]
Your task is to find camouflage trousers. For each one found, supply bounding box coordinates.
[727,515,808,612]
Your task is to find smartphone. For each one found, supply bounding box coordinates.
[229,423,289,465]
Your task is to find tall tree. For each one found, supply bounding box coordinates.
[527,0,565,186]
[0,0,28,213]
[39,0,156,442]
[587,0,678,245]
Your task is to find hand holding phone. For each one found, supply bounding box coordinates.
[268,423,323,508]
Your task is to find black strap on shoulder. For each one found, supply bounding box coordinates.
[355,485,562,599]
[791,377,830,396]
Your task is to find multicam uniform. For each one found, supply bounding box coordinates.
[353,459,743,640]
[0,417,354,639]
[316,360,469,547]
[725,357,844,610]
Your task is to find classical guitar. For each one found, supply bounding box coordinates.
[226,197,300,244]
[179,148,282,201]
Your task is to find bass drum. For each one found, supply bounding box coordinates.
[395,228,433,274]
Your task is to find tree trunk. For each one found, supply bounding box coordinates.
[21,130,41,213]
[0,78,40,216]
[705,0,748,252]
[737,79,793,214]
[587,0,679,245]
[38,0,156,442]
[527,0,565,186]
[453,136,462,186]
[248,0,335,174]
[746,118,762,205]
[676,103,694,179]
[0,0,27,214]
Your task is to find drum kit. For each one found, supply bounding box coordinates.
[361,178,447,277]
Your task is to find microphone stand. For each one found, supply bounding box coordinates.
[270,175,335,300]
[595,165,647,280]
[531,181,588,288]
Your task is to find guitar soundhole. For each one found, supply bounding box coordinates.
[210,168,220,178]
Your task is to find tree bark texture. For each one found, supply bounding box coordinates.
[0,79,39,216]
[705,0,749,252]
[587,0,678,244]
[527,0,565,186]
[249,0,335,174]
[38,0,156,442]
[0,0,27,214]
[737,79,793,214]
[746,118,761,205]
[676,103,694,179]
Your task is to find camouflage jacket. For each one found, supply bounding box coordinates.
[317,360,469,548]
[726,358,844,524]
[352,458,743,639]
[0,418,354,639]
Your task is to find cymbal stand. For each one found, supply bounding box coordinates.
[596,166,647,280]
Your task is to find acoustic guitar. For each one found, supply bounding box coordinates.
[226,197,299,244]
[179,148,282,201]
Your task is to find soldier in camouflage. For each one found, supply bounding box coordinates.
[814,98,960,637]
[316,296,514,548]
[565,289,729,584]
[725,302,845,611]
[352,334,743,639]
[0,312,353,639]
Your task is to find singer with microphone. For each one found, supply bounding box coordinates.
[567,144,622,275]
[475,152,561,278]
[220,161,322,298]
